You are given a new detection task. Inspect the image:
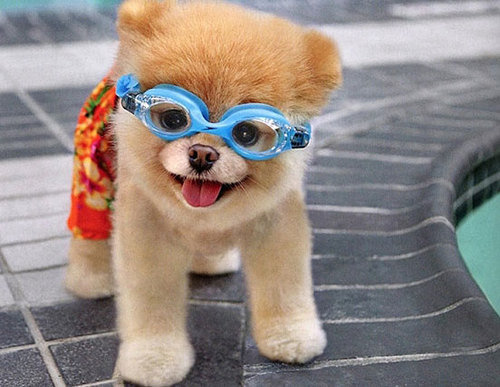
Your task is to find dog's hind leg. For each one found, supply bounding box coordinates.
[65,237,114,299]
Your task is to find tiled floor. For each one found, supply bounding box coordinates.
[1,1,500,386]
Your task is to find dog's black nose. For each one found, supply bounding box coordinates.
[188,144,219,173]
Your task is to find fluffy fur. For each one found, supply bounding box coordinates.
[66,1,341,385]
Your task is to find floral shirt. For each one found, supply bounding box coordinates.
[67,77,118,239]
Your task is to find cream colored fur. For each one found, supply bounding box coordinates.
[66,0,342,385]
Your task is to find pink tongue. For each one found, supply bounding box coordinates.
[181,179,223,207]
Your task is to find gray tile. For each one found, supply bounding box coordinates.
[0,213,69,245]
[305,165,430,186]
[2,237,70,273]
[367,63,462,86]
[244,350,500,386]
[244,300,500,367]
[312,244,464,286]
[0,93,33,117]
[0,275,15,307]
[31,298,115,341]
[50,335,119,386]
[189,271,246,302]
[0,191,69,221]
[28,86,93,115]
[0,309,33,349]
[339,68,410,101]
[179,304,244,386]
[452,95,500,115]
[305,184,453,209]
[0,349,53,387]
[308,200,450,232]
[15,266,76,306]
[315,270,482,321]
[312,222,456,257]
[36,11,82,43]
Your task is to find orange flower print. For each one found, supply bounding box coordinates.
[67,77,118,240]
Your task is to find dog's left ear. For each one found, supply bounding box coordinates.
[302,30,342,91]
[117,0,176,39]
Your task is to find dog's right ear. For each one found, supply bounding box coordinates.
[117,0,176,39]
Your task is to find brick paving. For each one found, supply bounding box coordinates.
[0,1,499,386]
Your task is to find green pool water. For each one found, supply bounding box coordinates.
[456,193,500,316]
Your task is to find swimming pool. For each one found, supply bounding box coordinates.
[456,193,500,315]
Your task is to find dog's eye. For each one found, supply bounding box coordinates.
[232,122,259,147]
[160,109,189,131]
[150,103,190,132]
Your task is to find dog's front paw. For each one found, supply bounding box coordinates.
[254,316,327,364]
[117,336,194,387]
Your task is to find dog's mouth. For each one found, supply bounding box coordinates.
[171,174,242,208]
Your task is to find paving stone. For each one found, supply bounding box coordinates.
[0,309,33,349]
[305,165,431,186]
[31,298,115,341]
[449,56,500,81]
[179,303,244,386]
[312,244,464,286]
[244,350,500,386]
[452,95,500,115]
[15,266,76,306]
[354,129,464,145]
[36,11,82,43]
[367,63,462,86]
[50,335,119,386]
[312,222,457,257]
[190,271,246,302]
[244,300,500,367]
[0,191,69,221]
[229,0,372,24]
[305,183,453,209]
[338,68,411,101]
[0,155,72,199]
[0,275,15,307]
[0,93,33,117]
[314,270,483,321]
[115,303,244,386]
[2,237,70,272]
[0,139,69,160]
[308,199,451,231]
[28,86,93,115]
[0,349,53,387]
[320,140,442,158]
[0,212,69,245]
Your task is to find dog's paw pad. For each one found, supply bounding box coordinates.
[117,336,194,387]
[256,317,326,363]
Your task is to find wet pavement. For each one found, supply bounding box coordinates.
[0,1,499,386]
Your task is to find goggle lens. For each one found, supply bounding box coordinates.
[231,119,279,153]
[149,102,191,133]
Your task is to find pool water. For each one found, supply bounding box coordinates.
[456,193,500,315]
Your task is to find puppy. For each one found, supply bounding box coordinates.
[67,0,341,385]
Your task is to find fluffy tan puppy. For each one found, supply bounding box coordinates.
[67,0,341,385]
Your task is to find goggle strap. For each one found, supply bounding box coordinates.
[121,92,140,115]
[290,125,311,149]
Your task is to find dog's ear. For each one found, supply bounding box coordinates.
[117,0,176,39]
[303,30,342,91]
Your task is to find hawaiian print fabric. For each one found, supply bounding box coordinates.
[67,77,118,239]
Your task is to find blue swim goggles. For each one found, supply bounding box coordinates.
[116,74,311,161]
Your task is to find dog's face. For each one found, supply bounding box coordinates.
[113,0,341,226]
